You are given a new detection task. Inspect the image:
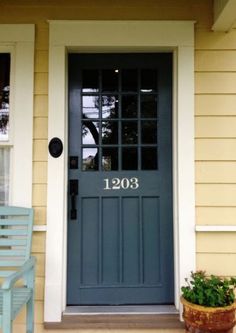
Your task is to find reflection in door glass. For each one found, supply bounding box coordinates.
[122,147,138,170]
[82,69,99,92]
[142,147,157,170]
[82,148,99,171]
[141,69,158,92]
[122,69,138,91]
[102,69,119,92]
[0,54,10,141]
[82,121,99,145]
[102,121,118,145]
[122,121,138,144]
[141,120,157,144]
[102,148,118,171]
[102,96,118,119]
[122,95,137,118]
[82,96,99,118]
[141,95,157,118]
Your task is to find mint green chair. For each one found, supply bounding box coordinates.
[0,206,35,333]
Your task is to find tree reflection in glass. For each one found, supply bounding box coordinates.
[0,54,10,141]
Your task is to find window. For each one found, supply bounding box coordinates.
[0,53,10,205]
[0,25,34,207]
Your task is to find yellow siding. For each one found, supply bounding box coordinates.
[197,253,236,276]
[197,233,236,253]
[196,161,236,183]
[1,0,236,332]
[196,139,236,160]
[196,207,236,225]
[195,50,236,71]
[196,117,236,138]
[195,95,236,116]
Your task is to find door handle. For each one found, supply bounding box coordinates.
[70,179,78,220]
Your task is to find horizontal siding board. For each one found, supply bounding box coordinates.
[196,207,236,225]
[33,161,47,184]
[195,117,236,138]
[196,161,236,183]
[34,73,48,95]
[197,233,236,253]
[195,73,236,94]
[33,184,47,206]
[195,29,236,50]
[195,139,236,160]
[196,184,236,206]
[33,139,48,162]
[195,50,236,71]
[197,253,236,276]
[34,118,48,140]
[34,95,48,117]
[33,207,47,225]
[35,50,48,73]
[32,232,46,253]
[195,95,236,116]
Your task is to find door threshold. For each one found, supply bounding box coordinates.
[45,305,183,329]
[64,304,178,315]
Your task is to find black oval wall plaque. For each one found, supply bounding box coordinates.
[48,137,63,158]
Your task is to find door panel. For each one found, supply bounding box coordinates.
[67,54,174,305]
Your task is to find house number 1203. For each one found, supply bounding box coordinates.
[104,177,139,190]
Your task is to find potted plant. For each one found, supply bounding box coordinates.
[181,271,236,333]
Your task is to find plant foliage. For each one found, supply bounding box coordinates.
[181,271,236,307]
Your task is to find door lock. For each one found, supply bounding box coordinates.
[70,179,78,220]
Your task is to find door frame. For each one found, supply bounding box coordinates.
[45,20,195,323]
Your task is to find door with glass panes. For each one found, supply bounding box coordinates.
[67,54,174,305]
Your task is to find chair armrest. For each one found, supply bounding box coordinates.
[1,257,36,290]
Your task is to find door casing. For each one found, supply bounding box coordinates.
[45,20,195,323]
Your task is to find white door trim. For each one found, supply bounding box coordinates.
[45,20,195,322]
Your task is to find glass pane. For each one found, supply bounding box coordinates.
[102,95,118,119]
[0,54,10,141]
[141,147,157,170]
[82,69,99,92]
[0,148,10,205]
[102,148,118,171]
[122,69,138,91]
[122,121,138,144]
[102,121,118,144]
[82,121,99,145]
[102,69,118,92]
[141,69,157,92]
[122,95,137,118]
[141,95,157,118]
[82,148,99,171]
[82,96,99,118]
[122,148,138,170]
[141,120,157,144]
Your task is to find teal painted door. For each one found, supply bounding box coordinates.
[67,54,174,305]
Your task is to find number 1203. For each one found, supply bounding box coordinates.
[104,177,139,190]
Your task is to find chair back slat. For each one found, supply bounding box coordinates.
[0,261,25,267]
[0,220,29,226]
[0,206,34,272]
[0,250,25,256]
[0,270,17,277]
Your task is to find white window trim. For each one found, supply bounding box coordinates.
[0,25,34,207]
[46,20,195,322]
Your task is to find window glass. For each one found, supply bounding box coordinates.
[0,54,10,141]
[0,148,10,205]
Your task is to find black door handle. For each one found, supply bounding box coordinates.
[70,179,78,220]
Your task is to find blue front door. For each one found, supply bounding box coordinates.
[67,54,174,305]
